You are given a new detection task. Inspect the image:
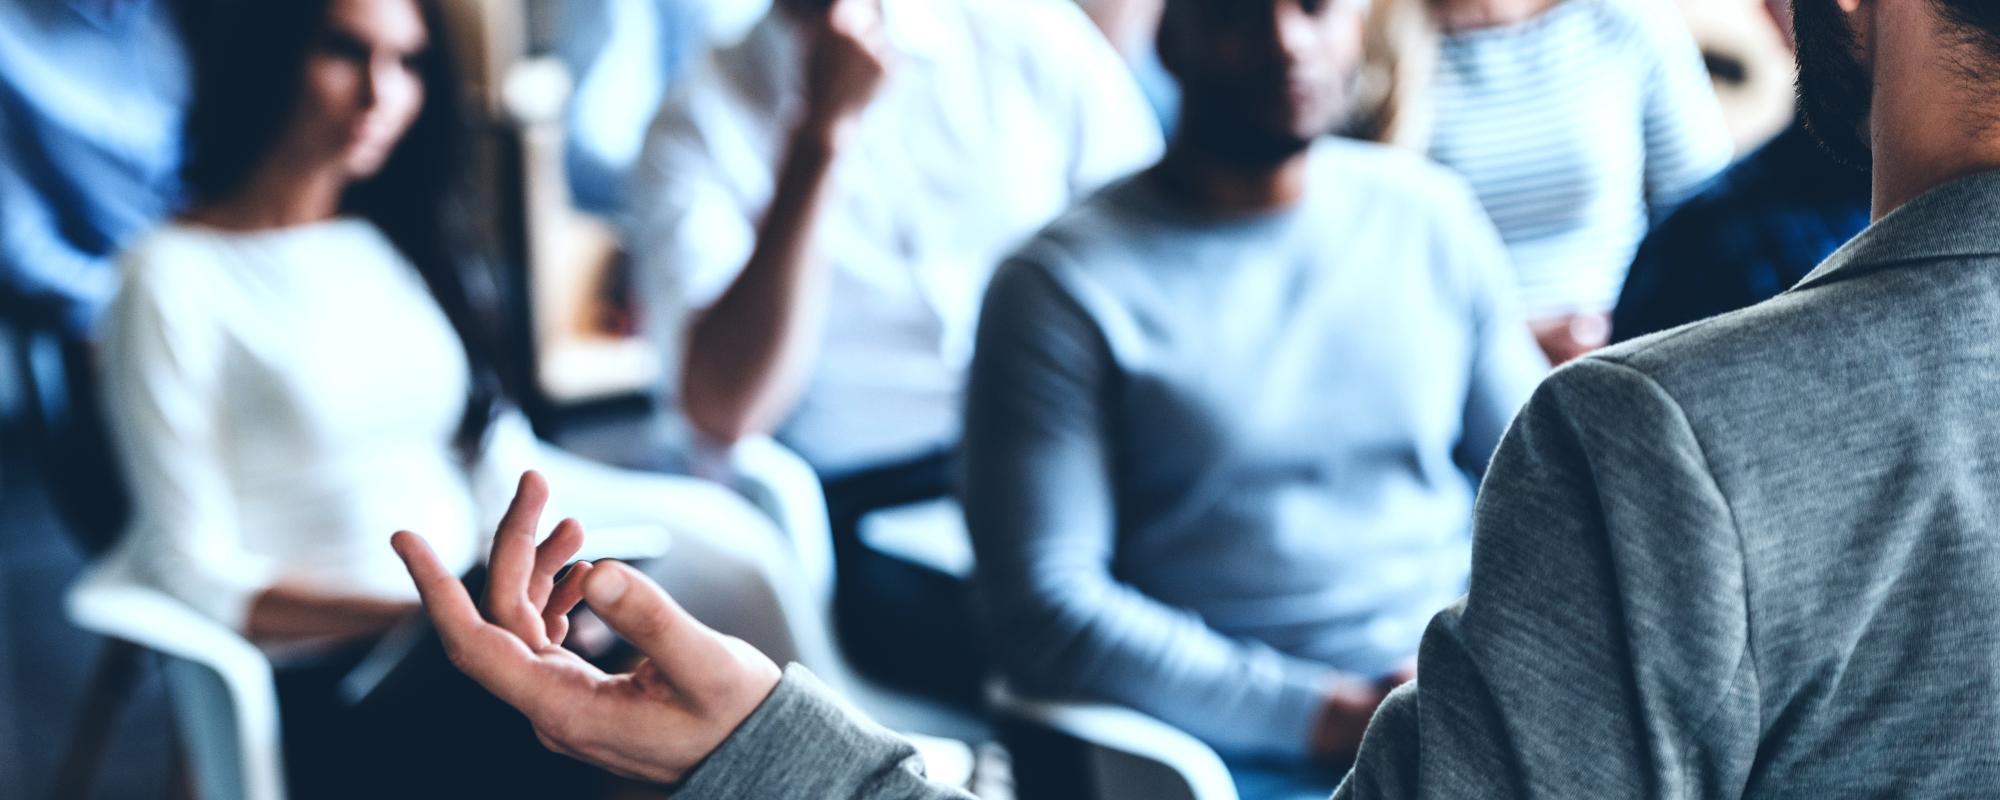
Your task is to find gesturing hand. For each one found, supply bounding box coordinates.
[391,471,783,785]
[802,0,893,139]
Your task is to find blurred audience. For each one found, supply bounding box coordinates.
[5,0,1896,795]
[402,0,2000,796]
[626,0,1162,701]
[962,0,1544,796]
[100,0,771,795]
[0,0,188,338]
[1611,0,1870,342]
[1361,0,1734,364]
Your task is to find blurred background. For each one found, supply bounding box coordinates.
[0,0,1810,798]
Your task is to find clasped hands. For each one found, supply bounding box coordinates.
[391,472,781,785]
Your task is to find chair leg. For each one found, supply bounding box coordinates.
[53,639,143,799]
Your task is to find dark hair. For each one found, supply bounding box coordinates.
[179,0,506,462]
[1936,1,2000,68]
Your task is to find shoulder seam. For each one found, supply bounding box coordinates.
[1573,356,1763,764]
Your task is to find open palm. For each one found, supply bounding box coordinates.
[392,471,783,786]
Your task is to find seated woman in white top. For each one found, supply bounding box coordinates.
[99,0,777,795]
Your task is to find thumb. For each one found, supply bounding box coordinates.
[583,562,731,679]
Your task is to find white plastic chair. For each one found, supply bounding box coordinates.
[670,431,1237,797]
[66,552,288,800]
[991,683,1241,800]
[672,429,1237,798]
[651,431,990,750]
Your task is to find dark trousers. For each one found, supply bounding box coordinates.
[822,450,985,708]
[274,590,606,799]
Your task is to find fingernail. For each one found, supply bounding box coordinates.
[585,568,628,606]
[555,560,592,583]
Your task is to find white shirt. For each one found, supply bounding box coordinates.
[628,0,1163,474]
[101,220,540,633]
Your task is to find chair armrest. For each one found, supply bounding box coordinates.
[707,434,835,610]
[990,684,1240,800]
[66,560,287,800]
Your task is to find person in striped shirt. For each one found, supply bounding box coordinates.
[1360,0,1734,363]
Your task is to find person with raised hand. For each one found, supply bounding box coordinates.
[626,0,1164,703]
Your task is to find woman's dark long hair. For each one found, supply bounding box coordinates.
[178,0,506,462]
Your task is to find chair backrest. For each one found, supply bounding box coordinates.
[19,328,130,555]
[67,557,289,800]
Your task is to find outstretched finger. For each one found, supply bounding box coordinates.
[394,531,483,635]
[544,560,594,646]
[393,531,542,703]
[530,518,586,608]
[487,472,552,641]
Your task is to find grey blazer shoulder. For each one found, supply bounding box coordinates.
[1341,169,2000,799]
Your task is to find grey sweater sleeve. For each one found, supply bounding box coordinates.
[1335,357,1760,798]
[673,665,973,800]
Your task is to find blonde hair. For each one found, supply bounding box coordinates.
[1353,0,1441,149]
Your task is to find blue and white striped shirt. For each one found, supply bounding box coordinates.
[1428,0,1731,319]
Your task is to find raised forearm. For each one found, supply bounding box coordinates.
[678,122,848,443]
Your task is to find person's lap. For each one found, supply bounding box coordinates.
[264,453,792,798]
[275,638,601,799]
[820,449,985,707]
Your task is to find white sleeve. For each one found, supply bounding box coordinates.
[101,244,279,633]
[624,73,762,403]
